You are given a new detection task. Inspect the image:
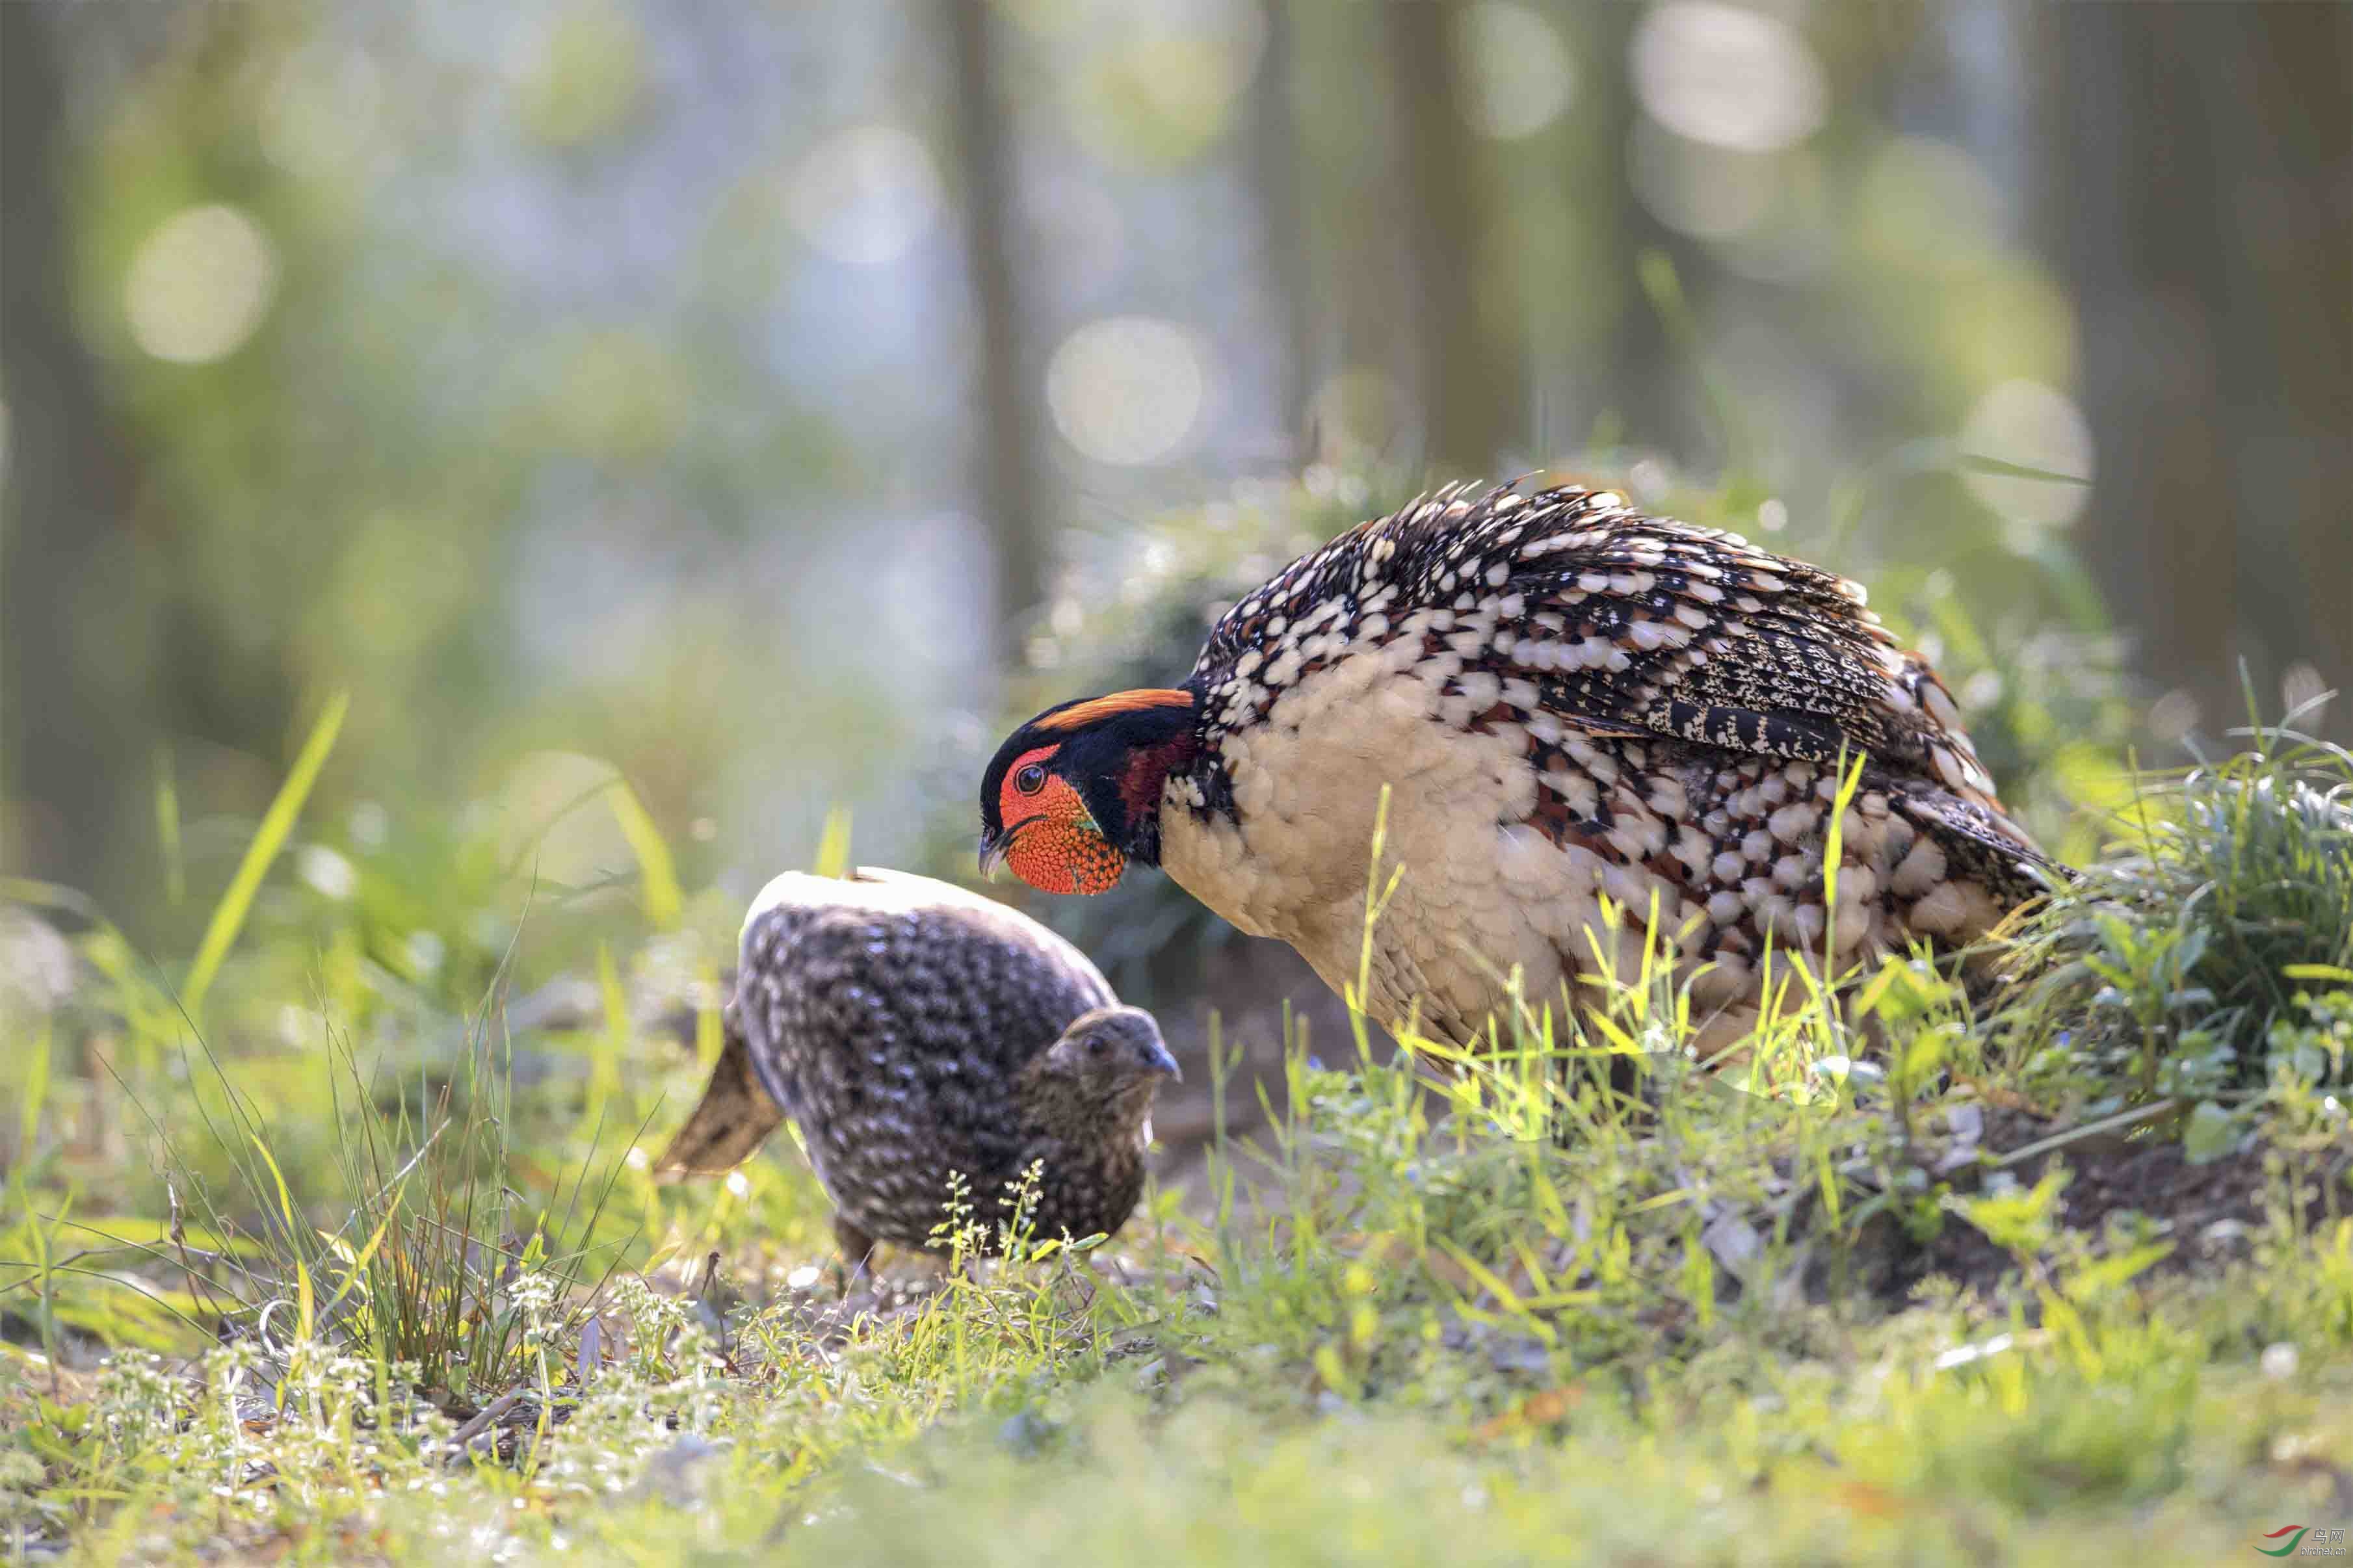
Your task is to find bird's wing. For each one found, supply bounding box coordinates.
[653,872,1121,1184]
[745,883,1113,1095]
[1193,481,2038,857]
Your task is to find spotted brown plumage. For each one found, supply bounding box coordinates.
[980,479,2057,1059]
[653,867,1179,1263]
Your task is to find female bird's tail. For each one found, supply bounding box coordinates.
[651,1009,783,1182]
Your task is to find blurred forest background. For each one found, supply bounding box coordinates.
[3,0,2348,967]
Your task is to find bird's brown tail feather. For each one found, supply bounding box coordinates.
[651,1023,784,1182]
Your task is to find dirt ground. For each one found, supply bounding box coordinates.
[1877,1102,2345,1302]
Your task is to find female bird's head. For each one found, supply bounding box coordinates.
[978,688,1198,895]
[1018,1005,1181,1143]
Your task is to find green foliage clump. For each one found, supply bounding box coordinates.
[1999,722,2353,1128]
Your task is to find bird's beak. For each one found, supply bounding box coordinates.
[1138,1036,1183,1082]
[977,818,1023,880]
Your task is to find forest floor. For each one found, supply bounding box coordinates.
[5,731,2351,1566]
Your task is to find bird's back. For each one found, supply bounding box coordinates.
[1191,482,2025,830]
[1161,482,2053,1051]
[728,868,1116,1240]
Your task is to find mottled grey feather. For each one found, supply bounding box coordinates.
[653,867,1170,1255]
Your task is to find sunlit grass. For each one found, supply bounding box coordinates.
[5,699,2352,1564]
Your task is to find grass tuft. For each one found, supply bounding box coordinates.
[1997,716,2353,1121]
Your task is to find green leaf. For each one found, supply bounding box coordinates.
[2182,1100,2241,1166]
[1958,1168,2068,1259]
[2062,1240,2174,1303]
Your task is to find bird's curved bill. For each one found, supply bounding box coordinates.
[975,819,1022,880]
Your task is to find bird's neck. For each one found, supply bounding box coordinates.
[1114,726,1207,869]
[1016,1078,1155,1173]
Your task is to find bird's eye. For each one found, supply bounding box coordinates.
[1015,763,1047,795]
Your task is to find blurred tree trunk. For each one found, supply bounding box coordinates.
[1246,0,1310,469]
[1384,0,1520,477]
[2027,3,2352,743]
[0,1,160,904]
[941,0,1047,673]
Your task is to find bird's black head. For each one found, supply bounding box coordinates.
[977,689,1198,895]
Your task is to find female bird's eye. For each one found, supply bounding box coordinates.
[1015,763,1047,795]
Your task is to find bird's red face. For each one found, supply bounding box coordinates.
[984,742,1128,895]
[977,688,1198,896]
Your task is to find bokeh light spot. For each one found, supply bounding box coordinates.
[1856,137,2004,269]
[788,125,943,267]
[1045,317,1207,465]
[1458,4,1574,141]
[1065,7,1263,172]
[514,1,646,150]
[1627,118,1781,239]
[123,205,279,365]
[1633,2,1826,154]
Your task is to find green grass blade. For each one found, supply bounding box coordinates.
[249,1131,314,1340]
[183,692,350,1025]
[316,1199,401,1322]
[154,744,185,909]
[18,1015,51,1160]
[1952,450,2092,485]
[2284,963,2353,984]
[606,778,683,930]
[813,805,854,879]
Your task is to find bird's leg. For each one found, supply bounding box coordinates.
[832,1216,878,1296]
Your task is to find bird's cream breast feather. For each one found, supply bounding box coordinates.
[1160,655,1605,1045]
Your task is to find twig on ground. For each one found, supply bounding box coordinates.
[443,1390,523,1465]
